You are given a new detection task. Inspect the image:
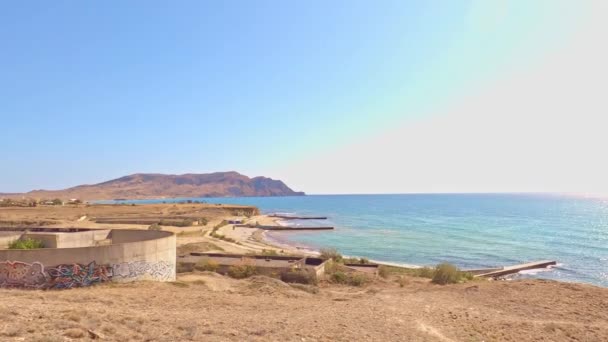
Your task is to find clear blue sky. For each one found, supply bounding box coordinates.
[2,1,605,194]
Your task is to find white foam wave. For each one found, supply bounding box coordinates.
[518,264,560,275]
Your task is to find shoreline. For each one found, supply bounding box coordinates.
[212,214,424,269]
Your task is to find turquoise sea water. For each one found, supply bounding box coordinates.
[99,194,608,287]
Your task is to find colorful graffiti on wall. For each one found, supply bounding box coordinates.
[46,262,113,289]
[0,260,175,289]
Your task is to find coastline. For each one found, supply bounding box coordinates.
[211,214,424,269]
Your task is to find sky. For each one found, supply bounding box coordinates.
[1,1,607,195]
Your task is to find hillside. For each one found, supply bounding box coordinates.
[17,172,305,200]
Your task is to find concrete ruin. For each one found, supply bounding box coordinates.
[177,252,328,281]
[0,227,176,289]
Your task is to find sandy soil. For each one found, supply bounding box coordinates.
[0,272,607,341]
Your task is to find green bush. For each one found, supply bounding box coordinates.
[195,259,219,272]
[9,238,45,249]
[320,248,343,263]
[432,263,463,285]
[198,218,209,226]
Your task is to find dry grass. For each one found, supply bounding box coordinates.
[0,275,606,341]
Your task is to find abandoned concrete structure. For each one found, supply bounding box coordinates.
[0,228,176,289]
[178,252,328,280]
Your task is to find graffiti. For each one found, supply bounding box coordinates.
[112,261,174,281]
[46,262,113,289]
[0,261,47,288]
[0,259,174,289]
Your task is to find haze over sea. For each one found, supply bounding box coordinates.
[102,194,608,287]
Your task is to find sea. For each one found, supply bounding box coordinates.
[97,194,608,287]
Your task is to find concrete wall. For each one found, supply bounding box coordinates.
[0,233,22,249]
[0,230,112,249]
[0,229,176,289]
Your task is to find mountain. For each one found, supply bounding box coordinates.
[18,172,305,200]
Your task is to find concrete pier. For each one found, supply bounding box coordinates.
[475,260,557,278]
[269,215,328,220]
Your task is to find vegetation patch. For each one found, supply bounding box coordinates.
[280,269,317,285]
[8,238,45,250]
[329,270,370,287]
[227,260,257,279]
[319,248,343,263]
[343,257,370,265]
[194,259,219,272]
[378,263,474,285]
[159,219,194,227]
[177,242,224,255]
[431,263,474,285]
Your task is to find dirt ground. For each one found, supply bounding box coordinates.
[0,273,607,341]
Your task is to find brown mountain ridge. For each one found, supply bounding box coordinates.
[16,172,305,200]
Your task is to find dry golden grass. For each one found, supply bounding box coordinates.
[0,273,607,341]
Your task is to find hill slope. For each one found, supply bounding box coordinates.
[21,172,305,200]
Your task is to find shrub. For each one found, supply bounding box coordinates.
[8,238,44,249]
[378,266,390,279]
[227,260,257,279]
[280,269,317,285]
[195,259,219,272]
[417,267,435,278]
[330,271,348,284]
[432,263,463,285]
[348,273,370,286]
[329,271,369,286]
[198,218,209,226]
[320,248,343,263]
[148,223,161,230]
